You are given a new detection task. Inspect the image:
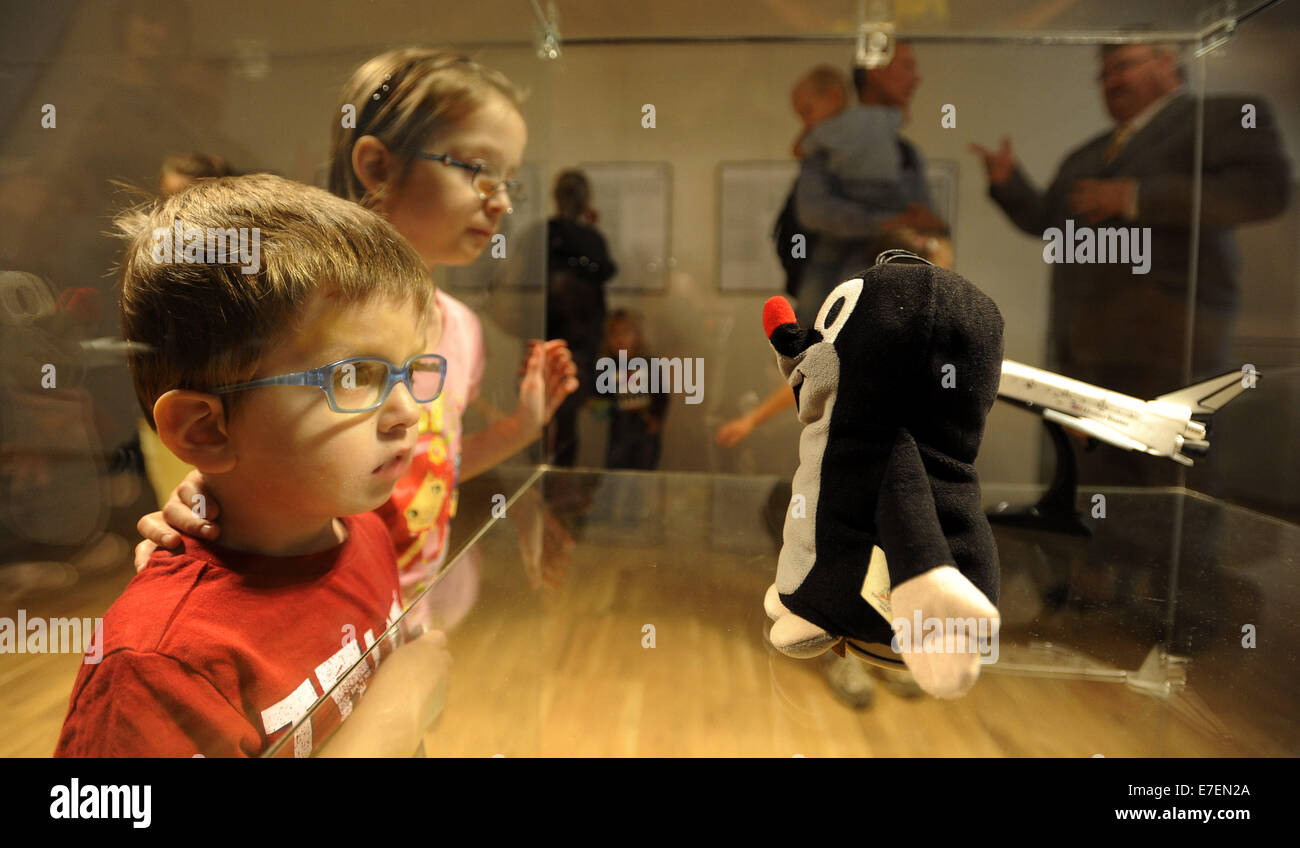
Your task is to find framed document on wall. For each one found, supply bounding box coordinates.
[578,162,672,292]
[717,161,799,293]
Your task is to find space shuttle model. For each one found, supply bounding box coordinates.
[997,361,1256,466]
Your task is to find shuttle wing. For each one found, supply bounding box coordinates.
[1042,409,1151,454]
[1154,370,1255,414]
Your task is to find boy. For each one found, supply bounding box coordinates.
[56,174,449,757]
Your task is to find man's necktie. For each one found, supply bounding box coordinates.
[1102,123,1133,165]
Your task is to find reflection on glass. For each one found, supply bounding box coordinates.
[314,470,1297,756]
[0,1,1294,759]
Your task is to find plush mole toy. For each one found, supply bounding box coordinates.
[762,255,1004,698]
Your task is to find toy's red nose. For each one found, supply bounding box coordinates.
[763,296,797,338]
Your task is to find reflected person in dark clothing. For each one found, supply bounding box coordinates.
[545,169,618,466]
[971,42,1290,485]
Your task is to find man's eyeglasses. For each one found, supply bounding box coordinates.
[1098,53,1156,82]
[418,152,525,206]
[213,354,447,413]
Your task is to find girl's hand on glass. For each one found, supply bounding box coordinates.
[515,343,548,436]
[542,340,579,419]
[521,339,578,421]
[133,469,219,572]
[516,339,578,433]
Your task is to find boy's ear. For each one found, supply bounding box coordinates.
[351,135,393,197]
[153,390,237,473]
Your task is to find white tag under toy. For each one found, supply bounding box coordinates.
[859,545,892,622]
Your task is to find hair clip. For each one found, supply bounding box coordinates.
[371,73,395,103]
[357,62,416,133]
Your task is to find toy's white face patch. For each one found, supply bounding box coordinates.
[814,278,863,346]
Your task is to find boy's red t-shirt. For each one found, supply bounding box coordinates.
[55,512,404,758]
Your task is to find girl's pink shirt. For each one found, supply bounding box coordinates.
[374,289,485,596]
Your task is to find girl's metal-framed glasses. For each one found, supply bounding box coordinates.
[417,152,525,208]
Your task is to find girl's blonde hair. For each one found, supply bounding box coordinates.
[328,47,525,208]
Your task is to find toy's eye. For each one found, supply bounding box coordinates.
[821,297,846,329]
[815,278,863,345]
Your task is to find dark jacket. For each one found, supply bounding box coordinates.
[546,217,617,349]
[990,92,1289,394]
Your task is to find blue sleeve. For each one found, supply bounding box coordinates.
[794,153,905,240]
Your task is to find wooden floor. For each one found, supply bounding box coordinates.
[3,472,1294,757]
[418,524,1260,757]
[0,558,134,757]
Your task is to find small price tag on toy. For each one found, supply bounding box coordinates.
[860,545,892,622]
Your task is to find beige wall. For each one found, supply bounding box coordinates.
[8,3,1296,492]
[515,32,1298,487]
[508,40,1111,481]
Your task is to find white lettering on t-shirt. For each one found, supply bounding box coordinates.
[363,629,378,668]
[261,592,405,757]
[314,639,370,720]
[260,678,317,759]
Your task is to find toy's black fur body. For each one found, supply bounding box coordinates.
[767,262,1004,646]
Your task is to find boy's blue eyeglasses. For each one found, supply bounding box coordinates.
[213,354,447,414]
[417,152,525,207]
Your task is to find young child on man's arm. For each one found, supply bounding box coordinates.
[56,174,449,757]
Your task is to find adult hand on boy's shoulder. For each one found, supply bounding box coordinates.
[134,469,218,572]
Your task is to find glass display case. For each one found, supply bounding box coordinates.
[261,470,1299,756]
[0,0,1295,757]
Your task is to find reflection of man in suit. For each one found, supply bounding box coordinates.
[972,43,1289,484]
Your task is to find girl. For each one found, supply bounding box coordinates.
[594,309,667,471]
[135,47,577,609]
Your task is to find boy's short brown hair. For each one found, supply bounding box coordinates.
[119,173,434,429]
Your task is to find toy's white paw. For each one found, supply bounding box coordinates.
[769,612,838,659]
[898,646,983,699]
[890,565,1000,699]
[763,583,790,621]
